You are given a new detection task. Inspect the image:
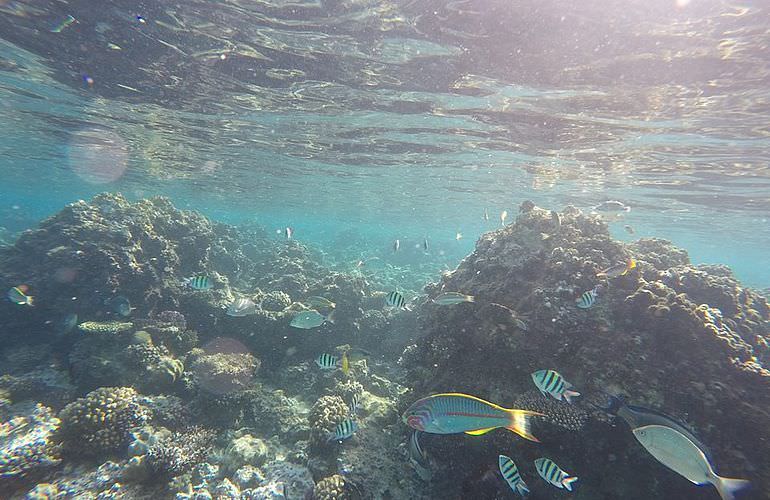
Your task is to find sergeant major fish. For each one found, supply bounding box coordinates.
[316,353,340,370]
[498,455,529,496]
[433,292,475,305]
[531,369,580,403]
[328,419,358,442]
[385,291,407,309]
[402,393,542,442]
[185,275,213,290]
[575,286,599,309]
[535,458,578,491]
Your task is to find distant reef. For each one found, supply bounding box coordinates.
[0,194,768,499]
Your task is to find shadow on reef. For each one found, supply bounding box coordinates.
[0,194,768,499]
[401,202,769,499]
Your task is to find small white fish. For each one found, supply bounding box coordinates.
[513,318,528,331]
[226,297,257,317]
[393,239,400,252]
[455,232,463,240]
[433,292,475,306]
[285,227,293,239]
[483,208,489,222]
[501,210,508,226]
[290,309,334,329]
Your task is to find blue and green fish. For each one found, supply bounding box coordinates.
[402,393,542,442]
[535,457,578,491]
[575,286,599,309]
[531,369,580,403]
[498,455,529,496]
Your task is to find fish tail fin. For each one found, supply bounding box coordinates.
[516,482,530,496]
[714,475,750,500]
[27,296,35,306]
[562,476,579,491]
[563,390,581,404]
[467,296,475,303]
[505,409,542,442]
[326,309,336,324]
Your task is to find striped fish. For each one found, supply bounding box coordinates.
[186,275,213,290]
[316,353,339,370]
[535,458,578,491]
[328,418,358,442]
[575,286,598,309]
[402,393,542,442]
[349,394,361,414]
[498,455,529,496]
[531,370,580,403]
[386,291,406,309]
[409,431,432,480]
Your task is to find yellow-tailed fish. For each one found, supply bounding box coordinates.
[7,285,34,306]
[402,393,542,442]
[597,258,636,279]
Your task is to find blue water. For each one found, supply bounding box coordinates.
[1,1,770,498]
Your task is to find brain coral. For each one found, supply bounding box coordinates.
[58,387,148,456]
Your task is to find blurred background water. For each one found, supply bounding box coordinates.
[1,0,769,287]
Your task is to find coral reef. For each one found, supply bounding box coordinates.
[313,474,353,500]
[308,395,349,446]
[0,404,61,479]
[145,426,215,477]
[58,387,148,457]
[404,201,770,497]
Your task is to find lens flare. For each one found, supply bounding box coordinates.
[68,128,128,184]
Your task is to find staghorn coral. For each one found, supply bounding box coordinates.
[308,395,349,446]
[0,404,61,478]
[313,474,352,500]
[58,387,148,457]
[77,321,133,334]
[145,426,215,477]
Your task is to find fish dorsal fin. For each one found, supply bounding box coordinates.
[465,428,495,436]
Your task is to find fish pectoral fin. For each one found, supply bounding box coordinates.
[464,427,496,436]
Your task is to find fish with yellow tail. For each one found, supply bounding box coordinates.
[402,393,543,442]
[7,285,34,306]
[597,258,636,279]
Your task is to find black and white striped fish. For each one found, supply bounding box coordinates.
[575,286,598,309]
[316,353,339,370]
[531,369,580,403]
[498,455,529,496]
[409,430,432,480]
[535,457,578,491]
[349,394,361,414]
[185,275,212,290]
[328,418,358,442]
[385,291,406,308]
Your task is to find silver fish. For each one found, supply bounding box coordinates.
[393,239,400,252]
[594,200,631,213]
[290,309,334,329]
[632,425,749,500]
[433,292,475,305]
[226,297,257,317]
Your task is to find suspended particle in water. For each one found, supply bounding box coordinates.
[68,127,129,184]
[135,15,146,24]
[82,74,94,87]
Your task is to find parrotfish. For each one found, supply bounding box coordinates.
[632,425,749,500]
[7,285,34,306]
[531,370,580,403]
[433,292,475,305]
[535,457,578,491]
[499,455,529,496]
[402,393,542,442]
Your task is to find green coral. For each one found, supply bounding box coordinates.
[78,321,133,334]
[58,387,148,456]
